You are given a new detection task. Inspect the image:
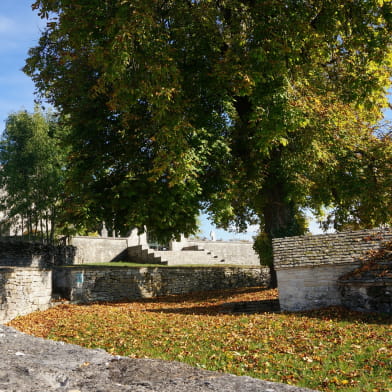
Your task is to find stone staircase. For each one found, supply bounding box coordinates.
[188,244,226,263]
[126,244,225,266]
[153,249,224,265]
[127,245,167,265]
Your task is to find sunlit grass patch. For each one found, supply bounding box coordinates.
[8,288,392,392]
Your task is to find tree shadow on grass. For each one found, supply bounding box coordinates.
[144,302,392,324]
[79,287,279,316]
[111,286,271,305]
[143,298,281,316]
[75,286,391,325]
[152,286,270,303]
[291,306,392,326]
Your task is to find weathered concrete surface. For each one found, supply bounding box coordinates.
[0,325,318,392]
[69,236,129,264]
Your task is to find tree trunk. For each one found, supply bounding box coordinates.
[46,214,49,243]
[50,207,56,244]
[28,214,32,241]
[233,98,303,288]
[261,179,303,288]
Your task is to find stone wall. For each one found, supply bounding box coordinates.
[187,240,260,265]
[339,282,392,314]
[69,236,129,264]
[0,240,55,267]
[0,267,52,324]
[338,241,392,314]
[54,266,270,303]
[272,228,392,311]
[0,239,75,267]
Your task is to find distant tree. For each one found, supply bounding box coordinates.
[0,107,68,242]
[26,1,392,282]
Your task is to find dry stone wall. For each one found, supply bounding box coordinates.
[0,267,52,323]
[0,240,55,267]
[54,266,270,303]
[339,282,392,314]
[273,229,392,311]
[0,239,75,267]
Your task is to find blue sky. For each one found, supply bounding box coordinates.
[5,1,388,240]
[0,2,45,126]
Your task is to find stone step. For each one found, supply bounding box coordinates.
[50,294,70,307]
[127,245,167,265]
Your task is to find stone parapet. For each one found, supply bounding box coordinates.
[69,236,129,264]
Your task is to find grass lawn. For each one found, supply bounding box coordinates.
[8,288,392,392]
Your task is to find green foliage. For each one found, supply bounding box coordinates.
[25,0,392,244]
[253,232,273,267]
[0,107,69,241]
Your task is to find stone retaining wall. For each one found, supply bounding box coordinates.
[272,228,392,311]
[54,266,270,303]
[0,267,52,323]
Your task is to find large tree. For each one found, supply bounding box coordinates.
[26,1,392,275]
[0,108,68,242]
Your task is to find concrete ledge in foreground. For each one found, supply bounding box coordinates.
[0,325,318,392]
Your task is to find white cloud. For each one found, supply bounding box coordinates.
[0,15,15,33]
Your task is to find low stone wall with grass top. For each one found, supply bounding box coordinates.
[272,228,392,312]
[54,266,270,303]
[0,267,52,323]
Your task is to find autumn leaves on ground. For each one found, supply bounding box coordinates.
[8,288,391,392]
